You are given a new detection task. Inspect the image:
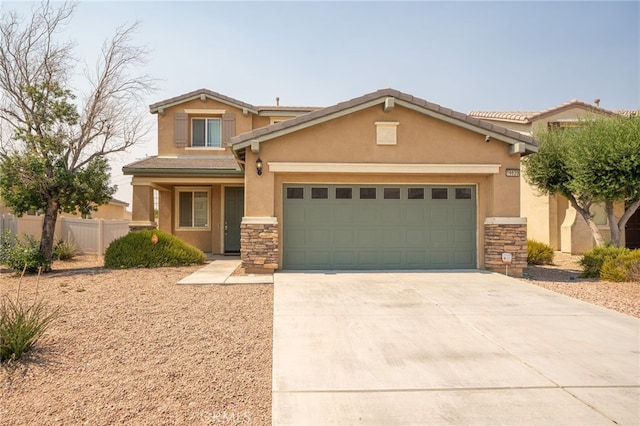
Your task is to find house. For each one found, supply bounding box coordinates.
[469,100,640,253]
[123,88,538,276]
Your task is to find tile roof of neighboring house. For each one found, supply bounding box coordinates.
[109,198,129,206]
[614,109,639,117]
[148,88,319,115]
[122,156,242,175]
[230,88,538,154]
[469,99,620,123]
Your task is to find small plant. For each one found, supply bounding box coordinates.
[580,245,629,278]
[104,230,206,269]
[527,239,554,265]
[0,233,51,274]
[53,238,77,261]
[600,250,640,282]
[0,295,60,362]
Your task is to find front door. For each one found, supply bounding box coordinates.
[625,208,640,249]
[224,187,244,253]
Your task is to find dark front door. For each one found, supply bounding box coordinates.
[625,208,640,249]
[224,187,244,253]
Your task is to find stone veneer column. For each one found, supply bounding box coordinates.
[240,217,279,273]
[484,217,527,277]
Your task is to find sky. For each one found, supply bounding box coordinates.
[2,1,639,206]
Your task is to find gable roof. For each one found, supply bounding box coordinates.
[230,88,538,158]
[122,155,242,176]
[469,99,618,124]
[149,88,320,116]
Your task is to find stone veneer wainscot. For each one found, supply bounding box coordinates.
[484,217,527,277]
[240,217,279,273]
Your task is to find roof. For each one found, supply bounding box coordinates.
[109,198,129,207]
[122,156,243,176]
[149,88,319,116]
[230,88,538,156]
[469,99,619,123]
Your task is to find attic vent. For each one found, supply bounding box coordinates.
[375,121,399,145]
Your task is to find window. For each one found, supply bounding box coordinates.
[192,118,221,147]
[286,187,304,199]
[455,188,472,199]
[384,188,401,199]
[311,187,328,199]
[360,188,377,199]
[336,188,352,199]
[431,188,448,200]
[408,188,424,199]
[177,189,209,229]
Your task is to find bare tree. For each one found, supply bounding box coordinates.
[0,1,154,268]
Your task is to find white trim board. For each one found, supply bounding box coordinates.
[268,162,501,174]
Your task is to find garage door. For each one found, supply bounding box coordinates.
[283,184,476,270]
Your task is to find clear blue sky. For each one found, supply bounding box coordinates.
[3,1,639,204]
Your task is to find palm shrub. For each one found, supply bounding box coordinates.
[599,250,640,282]
[527,239,554,265]
[104,230,206,269]
[580,245,629,278]
[0,295,60,362]
[53,238,77,261]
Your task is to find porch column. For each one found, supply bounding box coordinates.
[129,184,157,231]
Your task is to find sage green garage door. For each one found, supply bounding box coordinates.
[283,184,476,270]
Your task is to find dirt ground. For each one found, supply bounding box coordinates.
[0,252,637,425]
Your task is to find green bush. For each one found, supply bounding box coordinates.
[600,250,640,282]
[0,295,60,362]
[579,245,629,278]
[527,239,554,265]
[53,238,77,261]
[104,230,206,269]
[0,233,51,274]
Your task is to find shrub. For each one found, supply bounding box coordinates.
[579,245,629,278]
[53,238,77,261]
[527,239,554,265]
[600,250,640,282]
[104,230,206,269]
[0,233,51,274]
[0,295,60,362]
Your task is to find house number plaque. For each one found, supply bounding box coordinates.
[505,168,520,177]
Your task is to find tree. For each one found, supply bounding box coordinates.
[523,114,640,248]
[0,2,154,268]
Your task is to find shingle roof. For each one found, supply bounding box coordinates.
[469,99,619,123]
[122,156,242,175]
[230,88,538,151]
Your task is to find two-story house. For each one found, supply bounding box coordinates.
[470,100,640,253]
[123,88,538,276]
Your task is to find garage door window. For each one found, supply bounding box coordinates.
[432,188,448,199]
[456,188,472,199]
[408,188,424,199]
[287,187,304,199]
[336,188,352,199]
[384,187,401,199]
[360,188,377,199]
[312,187,329,199]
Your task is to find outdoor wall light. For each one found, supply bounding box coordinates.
[256,157,263,176]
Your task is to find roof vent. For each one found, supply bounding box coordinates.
[276,97,280,107]
[594,98,601,107]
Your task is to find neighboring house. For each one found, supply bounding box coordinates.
[123,88,538,276]
[470,100,640,253]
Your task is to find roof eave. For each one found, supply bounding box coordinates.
[122,167,244,177]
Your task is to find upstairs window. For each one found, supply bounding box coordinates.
[192,118,221,148]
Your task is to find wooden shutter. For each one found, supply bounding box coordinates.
[174,112,188,147]
[222,113,236,144]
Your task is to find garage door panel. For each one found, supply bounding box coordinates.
[283,184,476,270]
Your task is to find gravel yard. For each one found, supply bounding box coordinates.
[0,256,273,426]
[1,252,637,426]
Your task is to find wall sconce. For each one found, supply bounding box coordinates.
[256,157,263,176]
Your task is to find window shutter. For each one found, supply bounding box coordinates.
[174,112,188,147]
[222,113,236,145]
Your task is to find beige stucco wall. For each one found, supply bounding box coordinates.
[156,98,254,157]
[91,203,131,220]
[243,104,524,268]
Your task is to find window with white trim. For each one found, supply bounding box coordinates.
[192,118,222,147]
[176,188,210,229]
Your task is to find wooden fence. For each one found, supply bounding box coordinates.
[0,214,129,255]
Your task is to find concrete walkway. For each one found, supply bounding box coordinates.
[177,256,273,284]
[273,270,640,425]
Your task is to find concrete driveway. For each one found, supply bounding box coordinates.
[272,271,640,425]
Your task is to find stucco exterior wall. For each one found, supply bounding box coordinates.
[156,98,254,157]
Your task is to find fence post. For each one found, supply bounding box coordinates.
[99,219,105,255]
